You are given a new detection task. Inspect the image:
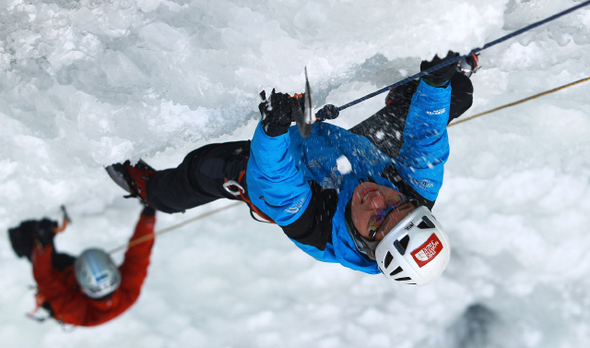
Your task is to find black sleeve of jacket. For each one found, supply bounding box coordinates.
[280,181,339,250]
[381,164,436,210]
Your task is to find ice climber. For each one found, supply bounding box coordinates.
[7,205,156,326]
[107,52,477,286]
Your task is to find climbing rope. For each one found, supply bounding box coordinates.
[448,76,590,127]
[108,201,243,254]
[336,0,590,113]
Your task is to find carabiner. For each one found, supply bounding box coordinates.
[223,180,244,196]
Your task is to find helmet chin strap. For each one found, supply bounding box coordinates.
[344,201,378,261]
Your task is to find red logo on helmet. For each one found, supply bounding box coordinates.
[411,234,443,268]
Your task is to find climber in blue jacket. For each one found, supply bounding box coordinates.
[107,52,476,286]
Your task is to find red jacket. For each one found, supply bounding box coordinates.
[32,212,156,326]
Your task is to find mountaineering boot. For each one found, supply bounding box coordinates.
[105,159,155,205]
[457,53,480,78]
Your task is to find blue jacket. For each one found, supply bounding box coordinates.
[246,79,451,274]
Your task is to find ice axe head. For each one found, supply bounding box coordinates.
[295,68,314,138]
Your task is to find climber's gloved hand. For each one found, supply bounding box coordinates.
[420,51,459,87]
[34,219,57,247]
[315,104,340,122]
[259,89,303,137]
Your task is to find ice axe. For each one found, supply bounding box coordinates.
[293,67,315,138]
[60,205,72,223]
[53,205,71,234]
[293,67,340,138]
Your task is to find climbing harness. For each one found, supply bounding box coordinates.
[334,0,590,114]
[449,76,590,127]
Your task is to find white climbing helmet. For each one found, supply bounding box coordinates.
[374,206,451,286]
[74,248,122,299]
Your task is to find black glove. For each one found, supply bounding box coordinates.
[315,104,339,122]
[259,89,303,137]
[34,218,57,247]
[420,51,459,86]
[8,221,36,259]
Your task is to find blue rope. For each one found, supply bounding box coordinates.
[336,0,590,112]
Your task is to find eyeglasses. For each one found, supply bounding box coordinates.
[367,195,413,241]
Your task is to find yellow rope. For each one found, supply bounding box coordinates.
[108,201,243,254]
[449,76,590,127]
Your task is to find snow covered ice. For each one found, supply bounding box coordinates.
[1,0,590,347]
